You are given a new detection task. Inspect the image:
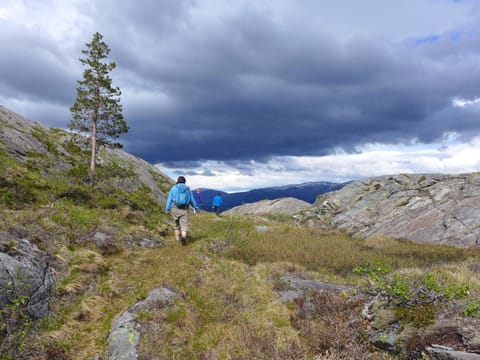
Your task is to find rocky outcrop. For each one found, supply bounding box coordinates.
[224,197,311,216]
[0,232,55,321]
[0,105,52,161]
[300,173,480,248]
[108,287,177,360]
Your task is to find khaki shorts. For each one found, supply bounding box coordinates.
[170,207,190,232]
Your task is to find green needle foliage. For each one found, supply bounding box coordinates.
[70,32,128,174]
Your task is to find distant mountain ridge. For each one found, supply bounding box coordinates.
[196,181,348,211]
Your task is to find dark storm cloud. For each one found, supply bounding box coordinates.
[102,2,480,165]
[122,27,480,164]
[2,0,480,167]
[0,25,76,104]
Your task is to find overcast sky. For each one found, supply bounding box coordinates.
[2,0,480,191]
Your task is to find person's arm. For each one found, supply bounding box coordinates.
[165,187,175,213]
[190,190,200,210]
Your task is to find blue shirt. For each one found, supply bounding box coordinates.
[194,191,203,208]
[212,195,223,207]
[165,184,199,212]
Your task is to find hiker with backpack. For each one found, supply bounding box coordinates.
[193,189,203,209]
[165,176,200,245]
[211,192,223,216]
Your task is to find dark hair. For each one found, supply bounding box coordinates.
[176,176,186,184]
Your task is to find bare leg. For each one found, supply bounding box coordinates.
[181,231,188,245]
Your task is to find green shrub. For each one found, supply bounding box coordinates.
[0,158,50,208]
[50,199,100,244]
[464,301,480,317]
[388,274,413,301]
[357,269,471,306]
[126,186,160,212]
[353,260,390,287]
[95,197,120,209]
[66,163,91,184]
[63,140,84,156]
[57,185,93,205]
[95,161,137,182]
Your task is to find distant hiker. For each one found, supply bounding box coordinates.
[212,192,223,216]
[165,176,200,245]
[193,189,203,209]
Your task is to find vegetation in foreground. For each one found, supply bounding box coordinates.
[1,205,480,359]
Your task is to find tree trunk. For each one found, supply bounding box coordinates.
[90,115,97,173]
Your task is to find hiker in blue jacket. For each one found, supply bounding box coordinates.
[193,189,203,209]
[165,176,200,245]
[211,192,223,216]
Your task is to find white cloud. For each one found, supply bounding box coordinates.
[1,0,93,42]
[0,8,10,20]
[452,96,480,107]
[158,137,480,192]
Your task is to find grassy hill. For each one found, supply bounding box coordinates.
[1,107,480,359]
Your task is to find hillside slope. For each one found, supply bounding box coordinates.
[300,173,480,248]
[0,105,173,205]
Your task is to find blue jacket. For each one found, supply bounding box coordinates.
[165,184,200,212]
[212,194,223,207]
[193,191,203,208]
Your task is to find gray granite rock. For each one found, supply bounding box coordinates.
[225,197,311,216]
[426,345,480,360]
[108,287,176,360]
[302,173,480,248]
[0,235,54,320]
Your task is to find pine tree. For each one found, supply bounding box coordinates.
[70,32,128,174]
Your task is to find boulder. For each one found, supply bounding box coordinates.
[108,287,177,360]
[225,197,311,216]
[0,233,55,321]
[426,345,480,360]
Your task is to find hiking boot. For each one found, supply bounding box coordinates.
[181,237,187,246]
